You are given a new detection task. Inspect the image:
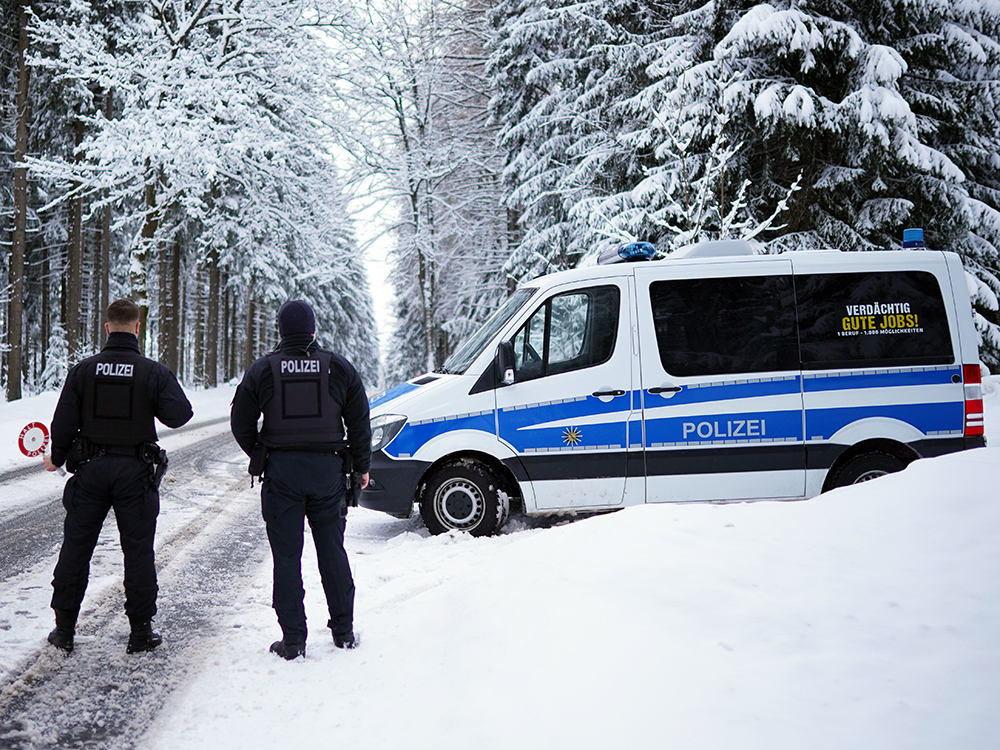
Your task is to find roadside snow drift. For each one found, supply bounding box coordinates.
[147,442,1000,750]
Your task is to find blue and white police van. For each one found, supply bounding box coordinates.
[363,238,987,536]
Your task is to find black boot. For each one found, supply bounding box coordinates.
[269,640,305,660]
[332,630,358,650]
[47,609,78,653]
[126,618,163,654]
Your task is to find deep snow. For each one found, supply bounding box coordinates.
[1,378,998,749]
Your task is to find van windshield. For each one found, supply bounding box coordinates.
[438,288,537,374]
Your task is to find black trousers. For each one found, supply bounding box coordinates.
[261,451,354,644]
[51,455,159,620]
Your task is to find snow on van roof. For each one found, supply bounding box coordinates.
[669,239,756,258]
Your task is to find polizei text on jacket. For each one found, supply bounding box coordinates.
[281,359,322,374]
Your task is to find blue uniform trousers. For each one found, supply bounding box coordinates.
[261,451,354,644]
[51,455,159,620]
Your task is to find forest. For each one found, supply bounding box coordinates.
[2,0,999,400]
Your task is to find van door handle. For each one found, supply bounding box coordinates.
[591,389,626,397]
[647,386,682,394]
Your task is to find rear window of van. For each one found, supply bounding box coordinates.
[795,271,953,369]
[649,269,953,376]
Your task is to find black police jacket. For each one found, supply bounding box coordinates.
[230,334,372,475]
[49,332,194,467]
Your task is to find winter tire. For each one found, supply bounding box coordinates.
[829,451,908,488]
[420,460,510,536]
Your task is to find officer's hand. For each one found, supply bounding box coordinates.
[42,454,58,472]
[360,472,369,489]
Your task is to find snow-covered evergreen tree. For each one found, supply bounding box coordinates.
[27,0,380,380]
[708,1,1000,363]
[486,0,597,279]
[489,0,1000,366]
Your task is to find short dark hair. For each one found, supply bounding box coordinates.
[107,298,140,325]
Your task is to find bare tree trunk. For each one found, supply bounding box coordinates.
[134,163,161,354]
[40,252,50,377]
[244,287,257,369]
[222,274,232,380]
[65,118,85,362]
[157,244,166,360]
[6,0,29,401]
[194,262,205,385]
[178,270,186,381]
[99,88,113,341]
[170,238,181,370]
[157,238,181,372]
[230,286,239,377]
[92,237,102,349]
[506,208,520,295]
[205,246,220,387]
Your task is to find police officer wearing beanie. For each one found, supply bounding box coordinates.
[42,298,193,654]
[230,300,371,660]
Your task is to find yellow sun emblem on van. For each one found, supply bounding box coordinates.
[562,427,583,446]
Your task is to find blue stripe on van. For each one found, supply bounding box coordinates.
[629,419,643,448]
[386,410,496,458]
[803,367,959,392]
[499,392,631,453]
[804,401,963,440]
[644,376,800,407]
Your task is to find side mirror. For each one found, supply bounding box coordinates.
[496,341,515,386]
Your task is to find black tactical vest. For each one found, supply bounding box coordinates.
[259,350,345,448]
[80,351,158,446]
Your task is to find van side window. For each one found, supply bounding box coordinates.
[649,275,797,376]
[796,271,954,368]
[512,286,620,381]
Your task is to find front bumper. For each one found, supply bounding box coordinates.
[359,450,429,518]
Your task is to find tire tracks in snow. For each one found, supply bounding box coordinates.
[0,430,269,749]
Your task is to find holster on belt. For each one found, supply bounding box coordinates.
[142,443,169,490]
[248,443,268,487]
[338,447,362,508]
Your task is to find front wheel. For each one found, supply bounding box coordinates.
[420,461,510,536]
[828,452,908,489]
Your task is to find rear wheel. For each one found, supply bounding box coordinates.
[828,452,908,488]
[420,460,510,536]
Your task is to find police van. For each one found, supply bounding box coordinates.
[362,239,987,535]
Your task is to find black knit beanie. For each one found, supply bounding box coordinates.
[277,300,315,337]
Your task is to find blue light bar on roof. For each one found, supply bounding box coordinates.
[903,228,925,249]
[597,241,657,265]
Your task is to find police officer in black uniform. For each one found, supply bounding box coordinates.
[42,298,193,654]
[230,300,371,660]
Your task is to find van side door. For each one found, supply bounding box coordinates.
[495,277,637,511]
[634,260,807,502]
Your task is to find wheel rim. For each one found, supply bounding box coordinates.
[853,469,888,483]
[434,478,485,529]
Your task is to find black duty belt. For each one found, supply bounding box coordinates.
[99,444,144,457]
[266,445,349,454]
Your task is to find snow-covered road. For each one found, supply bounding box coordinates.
[0,427,266,748]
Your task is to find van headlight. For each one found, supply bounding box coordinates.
[371,414,407,453]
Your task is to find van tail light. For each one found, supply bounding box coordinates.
[963,364,984,437]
